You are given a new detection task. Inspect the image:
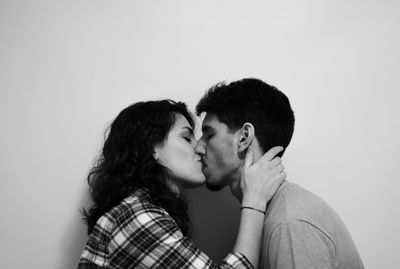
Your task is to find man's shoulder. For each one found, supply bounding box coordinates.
[265,181,339,227]
[278,181,326,206]
[261,182,364,269]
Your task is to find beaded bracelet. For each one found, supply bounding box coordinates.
[241,206,266,215]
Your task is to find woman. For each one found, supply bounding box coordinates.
[78,100,285,269]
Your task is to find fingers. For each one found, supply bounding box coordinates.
[243,145,254,170]
[273,171,286,188]
[280,171,287,181]
[276,164,284,173]
[261,146,284,162]
[273,171,286,191]
[270,157,281,167]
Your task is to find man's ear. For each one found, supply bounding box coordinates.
[237,122,255,153]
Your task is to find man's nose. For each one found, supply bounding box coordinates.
[195,138,206,156]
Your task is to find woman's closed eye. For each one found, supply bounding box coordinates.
[183,137,193,144]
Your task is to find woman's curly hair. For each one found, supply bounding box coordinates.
[82,100,194,236]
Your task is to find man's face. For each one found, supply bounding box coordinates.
[195,113,241,191]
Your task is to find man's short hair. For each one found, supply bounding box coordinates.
[196,78,295,156]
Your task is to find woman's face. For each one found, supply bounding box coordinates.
[154,113,205,191]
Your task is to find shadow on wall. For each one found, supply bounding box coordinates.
[58,190,90,269]
[186,185,241,262]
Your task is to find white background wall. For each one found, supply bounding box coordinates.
[1,1,399,268]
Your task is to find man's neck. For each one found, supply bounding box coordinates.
[229,142,264,202]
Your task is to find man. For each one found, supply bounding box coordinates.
[195,78,364,269]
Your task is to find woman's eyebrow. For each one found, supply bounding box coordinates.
[182,126,194,135]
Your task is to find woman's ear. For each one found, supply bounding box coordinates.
[237,122,255,152]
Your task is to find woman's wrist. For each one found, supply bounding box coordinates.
[241,196,267,212]
[241,206,266,215]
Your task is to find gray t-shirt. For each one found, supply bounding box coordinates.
[260,181,364,269]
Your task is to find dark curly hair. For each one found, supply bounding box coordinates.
[196,78,295,157]
[82,100,194,236]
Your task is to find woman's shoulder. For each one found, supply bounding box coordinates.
[108,188,170,225]
[92,188,177,239]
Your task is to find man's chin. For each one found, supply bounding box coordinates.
[205,181,224,192]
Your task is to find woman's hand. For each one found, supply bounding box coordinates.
[240,145,286,211]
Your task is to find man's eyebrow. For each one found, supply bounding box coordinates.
[182,126,194,134]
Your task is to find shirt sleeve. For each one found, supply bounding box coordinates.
[265,220,336,269]
[108,207,253,269]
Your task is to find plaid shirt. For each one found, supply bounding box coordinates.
[78,189,253,269]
